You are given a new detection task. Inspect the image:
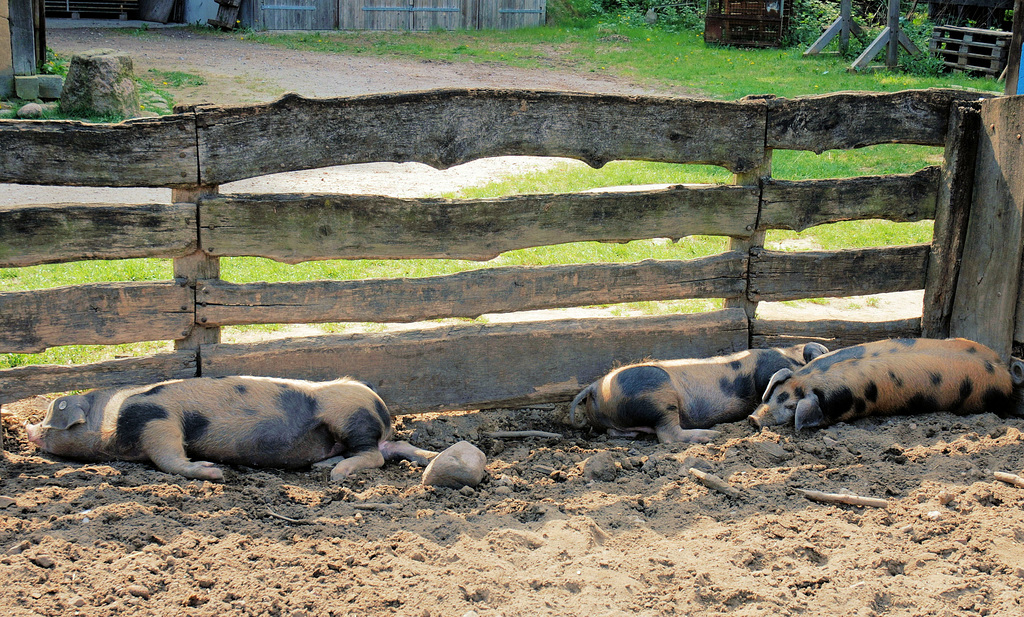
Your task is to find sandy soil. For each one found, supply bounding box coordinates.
[4,26,1023,617]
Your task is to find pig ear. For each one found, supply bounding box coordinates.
[802,343,829,363]
[761,368,793,403]
[569,384,595,428]
[42,398,86,430]
[794,393,823,431]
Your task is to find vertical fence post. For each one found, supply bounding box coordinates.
[725,148,770,347]
[172,185,221,374]
[921,102,981,338]
[948,97,1024,361]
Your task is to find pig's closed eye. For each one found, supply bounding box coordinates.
[666,404,679,412]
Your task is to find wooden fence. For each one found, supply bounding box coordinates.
[1,88,1019,415]
[236,0,545,31]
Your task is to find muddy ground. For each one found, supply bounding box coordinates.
[2,26,1024,617]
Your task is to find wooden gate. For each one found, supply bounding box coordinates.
[258,0,337,30]
[338,0,544,30]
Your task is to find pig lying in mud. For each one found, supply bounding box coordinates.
[750,338,1024,431]
[569,343,829,443]
[25,376,435,482]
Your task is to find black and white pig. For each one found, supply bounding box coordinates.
[569,343,829,443]
[24,376,435,482]
[750,337,1024,431]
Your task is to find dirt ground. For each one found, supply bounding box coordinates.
[3,26,1024,617]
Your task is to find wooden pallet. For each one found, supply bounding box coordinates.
[930,25,1011,76]
[208,0,241,29]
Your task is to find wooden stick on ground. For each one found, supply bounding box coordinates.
[994,471,1024,488]
[688,468,740,498]
[794,488,888,508]
[266,509,309,524]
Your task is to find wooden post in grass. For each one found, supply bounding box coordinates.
[725,148,769,334]
[173,185,221,360]
[849,0,921,71]
[804,0,867,56]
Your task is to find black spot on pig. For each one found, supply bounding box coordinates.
[343,407,384,453]
[889,371,904,388]
[719,373,754,401]
[983,387,1012,414]
[854,398,867,414]
[616,398,666,429]
[984,361,995,374]
[140,385,166,397]
[234,384,247,395]
[278,389,320,418]
[753,353,791,393]
[684,397,717,427]
[182,411,210,443]
[617,366,671,398]
[116,403,169,450]
[865,382,878,403]
[894,339,916,347]
[810,346,865,373]
[794,387,805,399]
[373,399,391,427]
[729,360,742,370]
[775,391,791,404]
[930,373,943,386]
[818,386,854,417]
[901,394,940,416]
[966,346,978,354]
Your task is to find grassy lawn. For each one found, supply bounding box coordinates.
[2,16,991,368]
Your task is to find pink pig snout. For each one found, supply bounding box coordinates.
[24,423,44,447]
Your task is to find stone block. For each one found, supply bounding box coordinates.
[15,74,38,100]
[60,48,140,118]
[37,75,64,100]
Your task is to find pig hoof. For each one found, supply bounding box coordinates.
[748,415,763,430]
[185,461,224,482]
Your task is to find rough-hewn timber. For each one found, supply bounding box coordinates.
[950,96,1024,360]
[0,115,199,187]
[750,317,922,349]
[201,310,750,413]
[760,168,939,232]
[199,185,759,263]
[748,245,930,302]
[190,89,767,184]
[0,351,198,407]
[197,254,747,326]
[766,89,991,153]
[0,282,194,353]
[0,203,197,267]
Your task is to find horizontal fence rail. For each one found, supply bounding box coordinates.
[0,87,995,409]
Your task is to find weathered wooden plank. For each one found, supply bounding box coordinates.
[0,114,199,187]
[201,310,750,413]
[0,351,198,406]
[191,89,767,184]
[197,253,747,326]
[751,317,922,349]
[922,103,980,339]
[767,89,991,153]
[748,244,930,302]
[0,282,194,353]
[0,202,197,267]
[200,184,759,262]
[950,96,1024,360]
[760,167,940,232]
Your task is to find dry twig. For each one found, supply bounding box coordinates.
[793,488,888,508]
[688,468,740,498]
[994,471,1024,488]
[482,430,563,440]
[266,508,309,524]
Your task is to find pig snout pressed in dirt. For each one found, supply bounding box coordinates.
[569,343,829,443]
[751,337,1024,431]
[24,376,436,481]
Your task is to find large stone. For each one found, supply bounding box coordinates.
[60,49,140,118]
[421,441,487,489]
[14,75,38,100]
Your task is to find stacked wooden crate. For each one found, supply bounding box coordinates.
[930,25,1011,76]
[704,0,791,47]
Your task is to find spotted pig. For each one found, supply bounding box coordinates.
[749,338,1024,431]
[25,376,435,481]
[569,343,829,443]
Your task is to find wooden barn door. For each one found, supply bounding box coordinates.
[348,0,461,30]
[478,0,545,29]
[259,0,337,29]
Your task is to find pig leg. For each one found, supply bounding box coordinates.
[656,425,719,444]
[140,422,224,482]
[330,449,385,481]
[380,440,436,466]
